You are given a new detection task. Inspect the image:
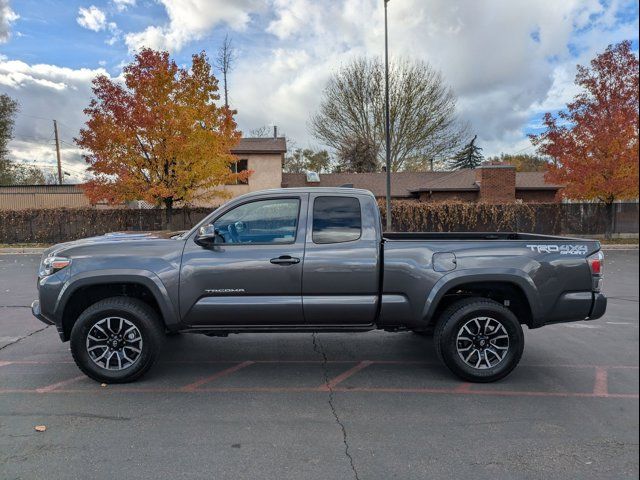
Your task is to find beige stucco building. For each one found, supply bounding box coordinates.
[190,137,287,207]
[0,137,287,210]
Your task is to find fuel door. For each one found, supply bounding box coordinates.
[433,252,457,272]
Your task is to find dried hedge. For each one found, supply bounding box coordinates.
[0,208,211,244]
[0,202,637,244]
[378,200,539,232]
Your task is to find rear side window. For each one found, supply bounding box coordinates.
[312,196,362,244]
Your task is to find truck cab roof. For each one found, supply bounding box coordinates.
[235,187,376,199]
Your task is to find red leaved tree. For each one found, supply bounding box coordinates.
[76,48,248,227]
[530,40,639,237]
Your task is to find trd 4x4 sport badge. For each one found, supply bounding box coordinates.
[526,244,588,255]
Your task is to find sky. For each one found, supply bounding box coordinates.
[0,0,638,181]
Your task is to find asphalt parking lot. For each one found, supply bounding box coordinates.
[0,250,638,480]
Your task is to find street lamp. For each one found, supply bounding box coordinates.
[384,0,392,231]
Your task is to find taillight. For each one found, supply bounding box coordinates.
[587,251,604,292]
[587,251,604,276]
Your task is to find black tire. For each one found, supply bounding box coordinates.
[70,297,164,383]
[434,297,524,383]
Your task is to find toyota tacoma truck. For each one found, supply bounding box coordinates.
[32,188,607,384]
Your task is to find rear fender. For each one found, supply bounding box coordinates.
[422,269,541,325]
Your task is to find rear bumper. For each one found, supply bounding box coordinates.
[588,292,607,320]
[537,291,607,327]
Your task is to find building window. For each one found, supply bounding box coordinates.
[229,159,249,184]
[312,196,362,244]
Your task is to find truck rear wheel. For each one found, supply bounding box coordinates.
[434,297,524,383]
[70,297,164,384]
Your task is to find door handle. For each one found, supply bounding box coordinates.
[270,255,300,265]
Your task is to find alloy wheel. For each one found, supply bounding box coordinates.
[85,317,143,371]
[456,316,510,369]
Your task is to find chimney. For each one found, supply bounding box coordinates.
[273,125,278,139]
[475,165,516,203]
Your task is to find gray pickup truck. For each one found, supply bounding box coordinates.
[32,187,607,383]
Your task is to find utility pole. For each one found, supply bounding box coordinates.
[53,120,62,185]
[384,0,392,231]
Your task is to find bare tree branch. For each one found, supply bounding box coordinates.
[310,57,468,172]
[215,34,237,108]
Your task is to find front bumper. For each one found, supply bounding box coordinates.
[31,299,54,325]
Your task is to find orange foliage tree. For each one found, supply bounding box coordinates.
[530,41,639,236]
[76,48,247,226]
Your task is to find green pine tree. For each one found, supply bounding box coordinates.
[448,135,483,170]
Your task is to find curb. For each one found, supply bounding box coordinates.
[0,248,47,254]
[601,245,639,250]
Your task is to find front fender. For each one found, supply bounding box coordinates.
[55,269,180,329]
[422,269,541,324]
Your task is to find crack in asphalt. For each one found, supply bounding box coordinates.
[312,332,361,480]
[0,325,51,352]
[1,412,130,421]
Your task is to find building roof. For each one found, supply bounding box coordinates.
[282,172,452,198]
[515,172,563,190]
[231,137,287,154]
[282,169,563,197]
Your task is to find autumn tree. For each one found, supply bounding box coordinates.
[77,49,245,226]
[448,135,483,170]
[530,41,639,237]
[311,57,467,172]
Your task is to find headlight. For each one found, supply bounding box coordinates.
[40,256,71,277]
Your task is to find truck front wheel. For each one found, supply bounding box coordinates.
[70,297,164,383]
[434,297,524,383]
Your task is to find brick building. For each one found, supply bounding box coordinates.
[283,165,563,203]
[0,140,562,210]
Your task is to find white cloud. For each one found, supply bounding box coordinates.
[77,5,107,32]
[4,0,638,169]
[0,58,108,177]
[228,0,638,157]
[113,0,136,12]
[124,0,262,52]
[0,0,19,43]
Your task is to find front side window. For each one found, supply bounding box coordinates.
[312,196,362,244]
[208,198,300,244]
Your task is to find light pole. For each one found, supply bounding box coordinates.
[383,0,392,231]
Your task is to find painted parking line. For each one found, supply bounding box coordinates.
[318,360,373,391]
[593,366,609,397]
[0,361,637,399]
[35,375,86,393]
[0,385,636,399]
[180,360,254,392]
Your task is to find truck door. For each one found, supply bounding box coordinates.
[180,194,308,326]
[302,193,380,325]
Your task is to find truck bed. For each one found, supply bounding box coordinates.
[383,232,579,241]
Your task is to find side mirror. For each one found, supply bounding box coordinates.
[195,226,223,248]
